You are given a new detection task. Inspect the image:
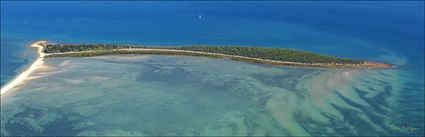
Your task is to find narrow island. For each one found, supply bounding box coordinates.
[43,43,392,68]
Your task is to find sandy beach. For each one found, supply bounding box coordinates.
[0,41,47,96]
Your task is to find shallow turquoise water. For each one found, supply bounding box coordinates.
[1,55,422,136]
[1,1,423,136]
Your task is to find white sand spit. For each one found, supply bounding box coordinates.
[1,41,47,96]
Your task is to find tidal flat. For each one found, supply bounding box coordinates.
[0,55,422,136]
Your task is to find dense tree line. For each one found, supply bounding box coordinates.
[44,44,363,64]
[45,49,223,59]
[173,46,363,64]
[44,44,133,53]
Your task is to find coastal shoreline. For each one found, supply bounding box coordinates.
[0,41,47,96]
[0,41,392,95]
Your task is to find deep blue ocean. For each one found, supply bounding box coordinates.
[1,2,424,79]
[1,1,424,136]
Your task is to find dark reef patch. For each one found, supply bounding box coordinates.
[4,107,91,136]
[136,66,194,85]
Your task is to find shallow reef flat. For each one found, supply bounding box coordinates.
[0,55,422,136]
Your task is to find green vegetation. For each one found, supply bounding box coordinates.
[45,50,223,58]
[175,46,363,64]
[43,44,130,53]
[43,44,364,65]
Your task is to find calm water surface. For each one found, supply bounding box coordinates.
[1,1,423,136]
[1,55,420,136]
